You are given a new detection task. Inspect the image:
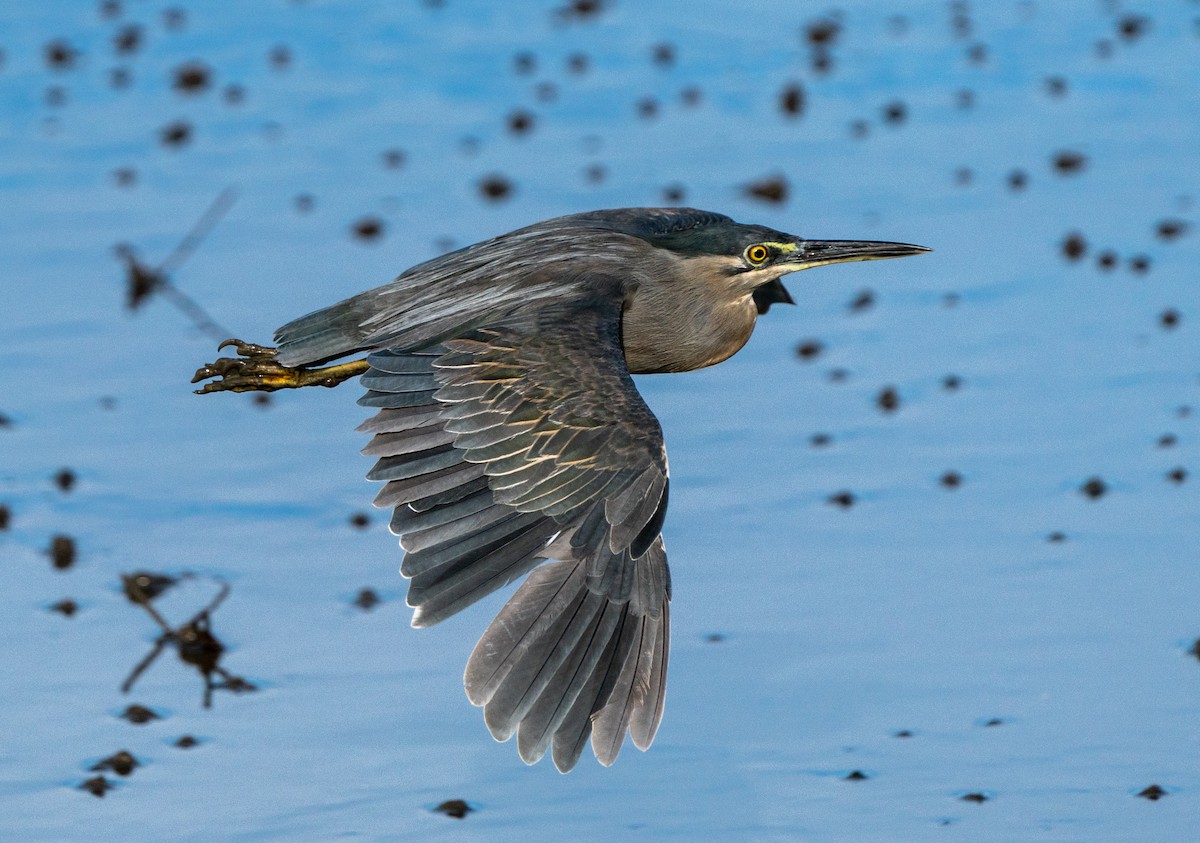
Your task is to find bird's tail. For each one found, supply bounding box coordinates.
[463,550,670,773]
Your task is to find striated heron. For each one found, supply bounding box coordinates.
[194,207,929,772]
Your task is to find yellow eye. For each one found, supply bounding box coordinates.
[746,244,769,265]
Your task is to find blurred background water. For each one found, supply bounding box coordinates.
[1,0,1198,839]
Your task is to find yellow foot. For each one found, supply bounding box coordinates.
[192,339,369,394]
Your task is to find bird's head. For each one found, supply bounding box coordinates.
[594,209,930,314]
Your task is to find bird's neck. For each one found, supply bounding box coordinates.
[621,283,758,375]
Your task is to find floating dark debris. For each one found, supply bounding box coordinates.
[955,88,975,109]
[99,0,121,20]
[1095,39,1114,59]
[121,571,178,603]
[50,535,77,570]
[122,576,255,708]
[779,83,804,117]
[352,217,384,242]
[942,374,962,391]
[876,386,900,413]
[981,717,1004,727]
[1080,477,1107,499]
[507,110,534,136]
[1052,150,1087,175]
[1160,309,1180,329]
[804,17,841,47]
[1096,250,1118,271]
[174,735,199,749]
[810,433,831,448]
[223,84,245,105]
[960,792,989,803]
[882,101,907,125]
[1166,467,1187,485]
[636,97,659,120]
[966,43,988,65]
[159,120,193,148]
[795,339,823,361]
[1156,219,1189,241]
[704,632,726,643]
[90,751,138,777]
[513,52,536,75]
[109,67,132,89]
[827,368,849,383]
[954,167,973,186]
[50,598,78,617]
[849,120,869,139]
[1128,255,1151,274]
[1061,232,1087,261]
[828,491,856,509]
[0,413,11,429]
[478,174,513,202]
[349,512,370,529]
[1044,76,1068,98]
[382,149,406,169]
[120,704,160,724]
[252,394,272,409]
[269,45,292,70]
[651,42,675,68]
[1136,784,1167,801]
[744,175,788,204]
[662,184,685,204]
[54,468,76,492]
[353,588,381,611]
[1007,169,1028,191]
[1047,531,1067,543]
[1157,434,1177,448]
[294,194,314,213]
[45,86,67,108]
[848,289,875,312]
[584,164,606,184]
[433,799,474,819]
[80,776,113,798]
[940,471,963,489]
[844,770,869,781]
[172,61,211,94]
[45,40,78,70]
[893,729,913,738]
[163,7,186,31]
[1189,639,1200,661]
[680,86,702,107]
[113,24,142,55]
[1117,15,1150,43]
[0,504,10,530]
[566,52,588,74]
[113,167,136,188]
[534,82,558,103]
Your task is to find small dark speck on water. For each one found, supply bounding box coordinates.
[882,101,906,125]
[160,120,192,148]
[636,98,659,120]
[566,53,588,74]
[1117,15,1150,42]
[981,717,1004,727]
[478,175,513,202]
[162,7,186,31]
[1157,434,1176,448]
[704,632,726,643]
[0,412,12,428]
[827,368,849,384]
[744,175,788,204]
[172,61,211,94]
[779,83,805,117]
[174,735,199,749]
[269,45,292,70]
[662,184,685,204]
[1096,250,1118,271]
[1061,232,1087,260]
[223,84,245,105]
[1044,76,1068,97]
[1165,467,1187,485]
[1160,309,1180,329]
[844,770,869,781]
[352,217,384,242]
[294,194,314,213]
[651,43,675,67]
[113,25,141,55]
[1137,784,1167,801]
[433,799,473,819]
[680,86,702,107]
[252,393,272,408]
[50,535,77,570]
[45,40,78,70]
[960,792,989,803]
[121,704,161,724]
[353,588,381,611]
[0,504,10,530]
[795,339,823,361]
[828,491,856,509]
[1128,255,1151,274]
[893,729,913,738]
[507,110,534,136]
[940,471,963,489]
[953,166,973,186]
[848,289,875,312]
[1080,477,1107,499]
[513,52,535,75]
[382,149,406,169]
[113,167,136,187]
[349,512,370,529]
[876,386,900,413]
[955,88,975,109]
[1007,169,1028,191]
[1156,219,1188,241]
[50,598,78,617]
[942,374,962,391]
[90,750,138,777]
[1052,150,1087,175]
[54,468,77,492]
[1188,639,1200,661]
[79,776,113,798]
[810,433,831,448]
[1047,531,1067,543]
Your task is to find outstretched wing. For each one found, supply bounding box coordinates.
[357,287,671,772]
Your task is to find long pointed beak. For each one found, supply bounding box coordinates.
[783,239,931,270]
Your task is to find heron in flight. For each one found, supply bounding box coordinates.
[194,207,929,772]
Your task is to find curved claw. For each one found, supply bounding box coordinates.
[192,338,369,394]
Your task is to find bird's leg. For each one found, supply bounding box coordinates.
[191,339,369,394]
[121,636,171,694]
